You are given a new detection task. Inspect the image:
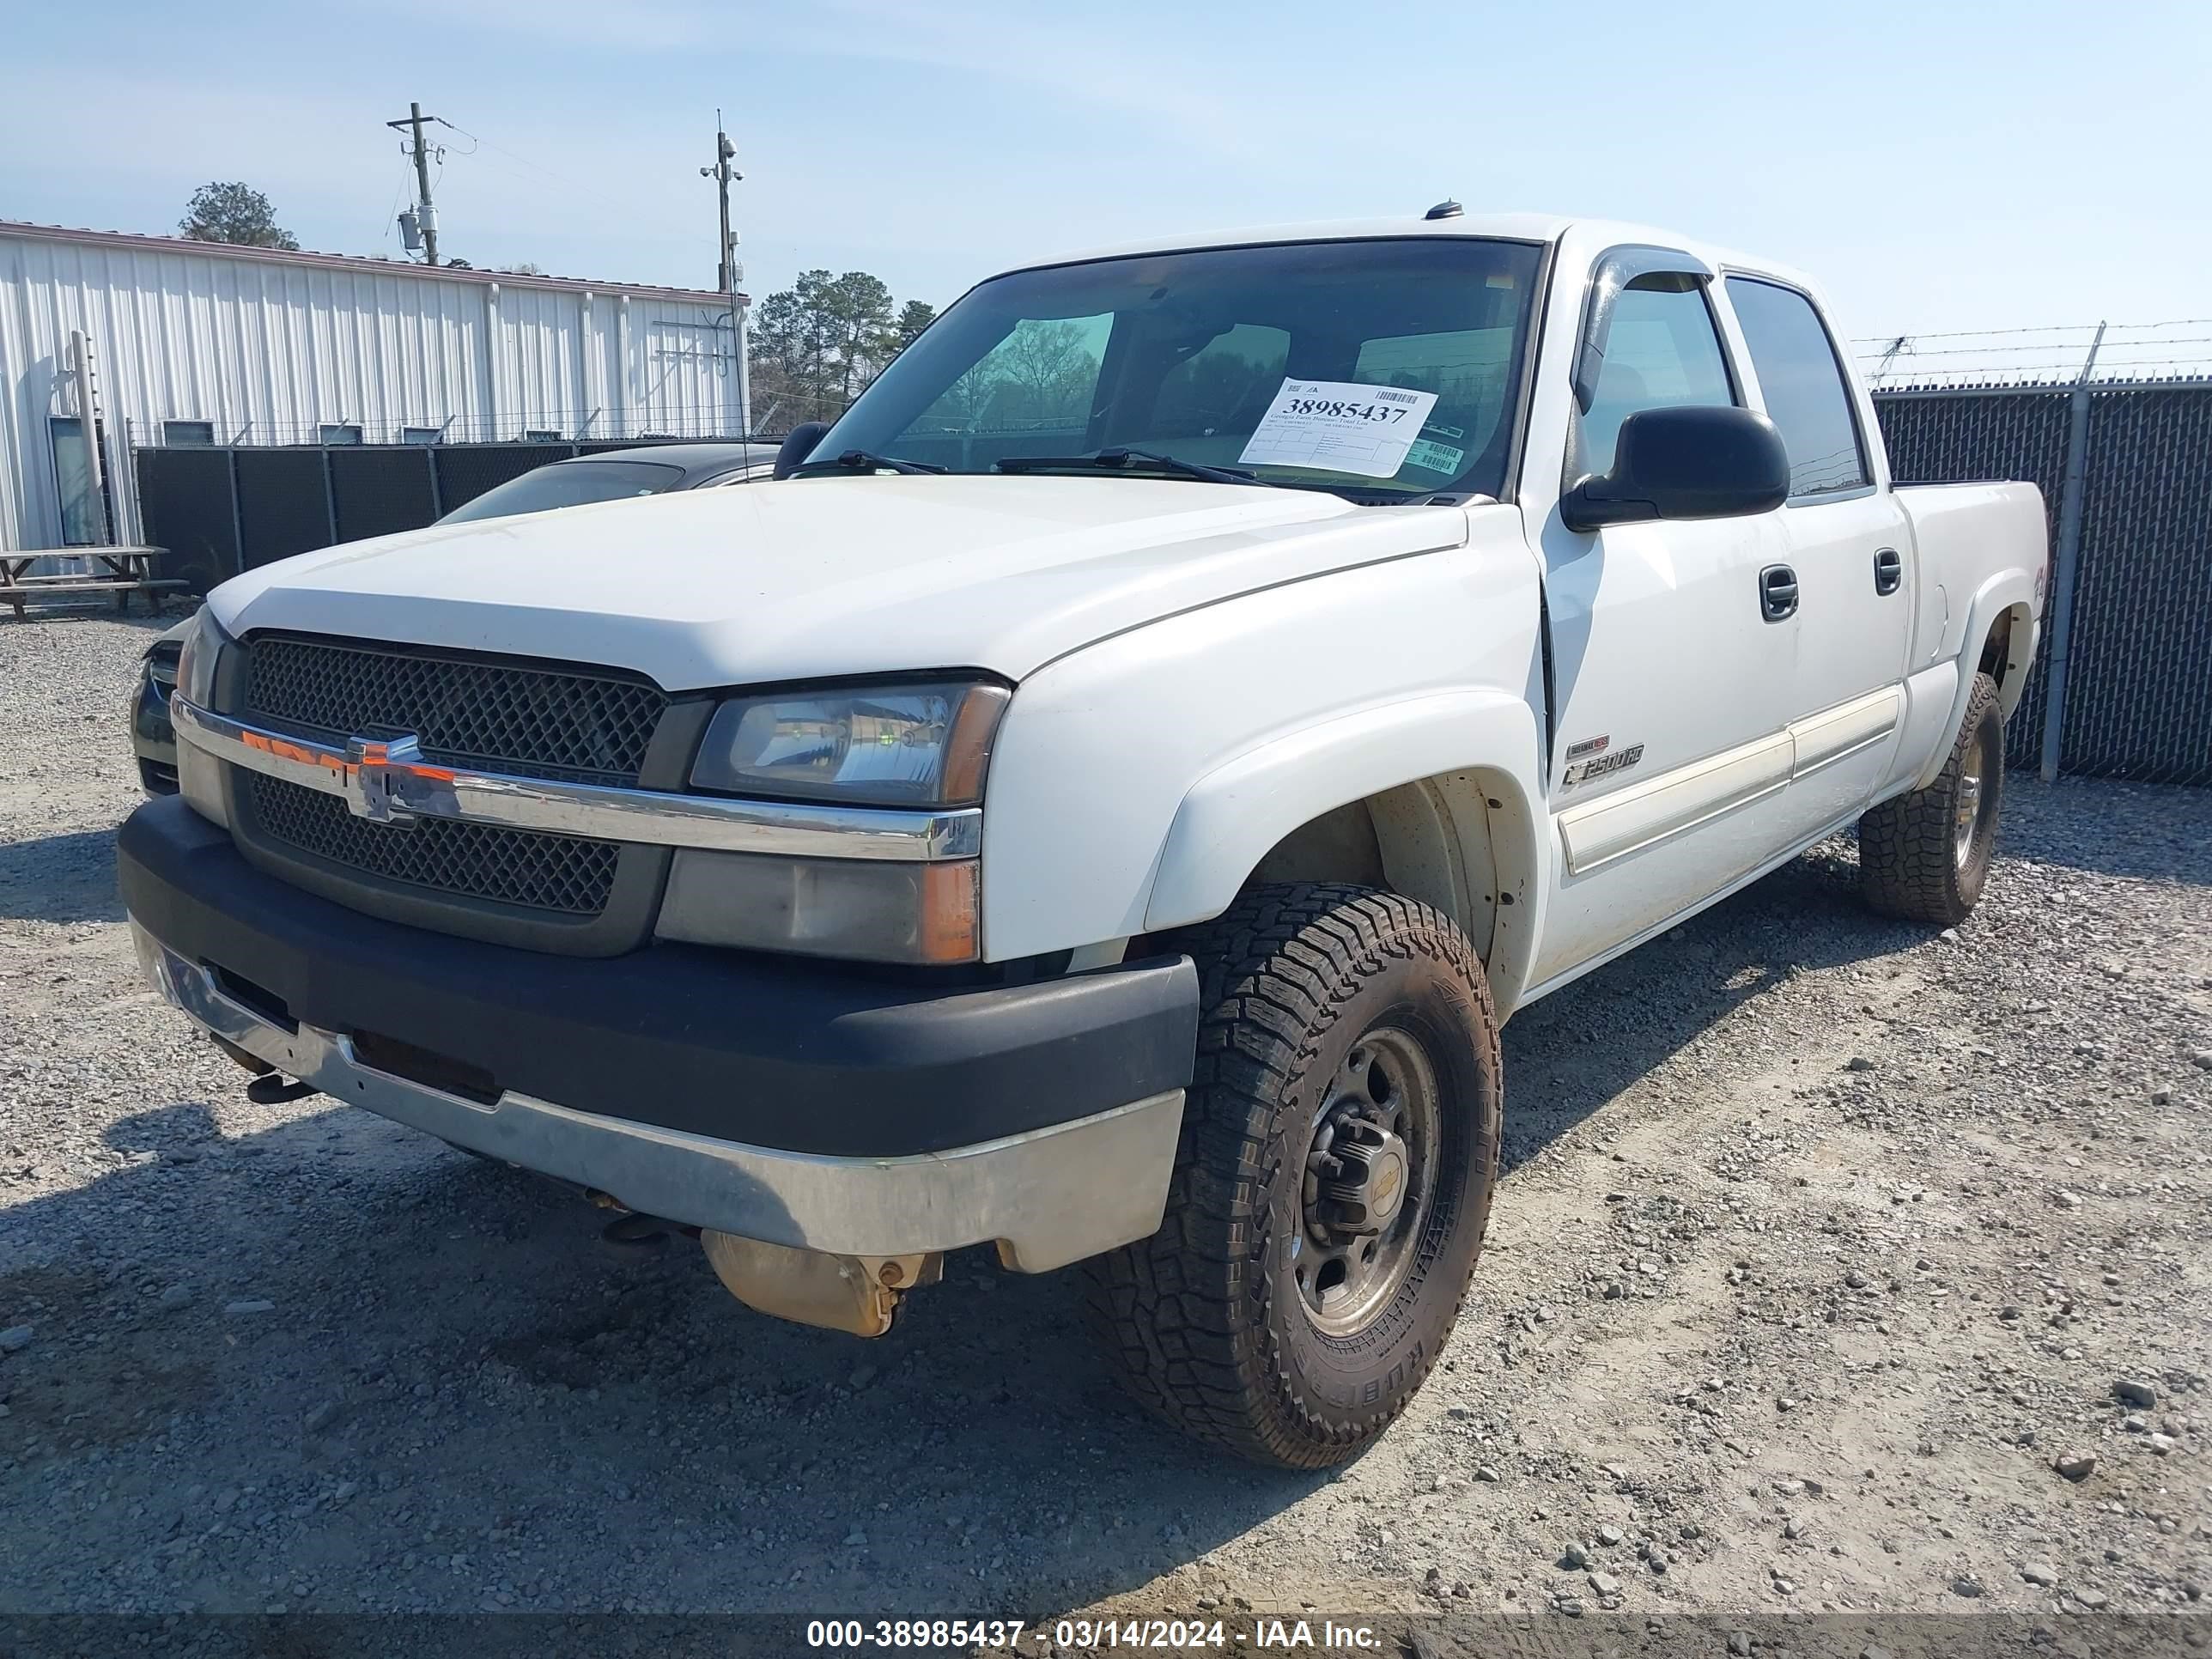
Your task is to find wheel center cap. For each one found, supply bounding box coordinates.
[1313,1121,1411,1238]
[1364,1139,1408,1223]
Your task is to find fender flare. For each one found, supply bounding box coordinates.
[1917,570,2037,789]
[1143,690,1551,1007]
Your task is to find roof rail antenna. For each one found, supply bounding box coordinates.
[1425,199,1464,221]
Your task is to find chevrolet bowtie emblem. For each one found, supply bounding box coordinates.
[343,733,426,824]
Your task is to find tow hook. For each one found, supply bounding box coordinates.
[700,1231,944,1338]
[587,1196,701,1249]
[246,1074,319,1105]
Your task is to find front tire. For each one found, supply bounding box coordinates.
[1084,884,1502,1469]
[1859,670,2004,925]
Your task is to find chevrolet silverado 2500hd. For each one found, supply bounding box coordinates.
[118,211,2048,1468]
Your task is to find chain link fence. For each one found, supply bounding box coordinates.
[1871,382,2212,787]
[1871,389,2070,774]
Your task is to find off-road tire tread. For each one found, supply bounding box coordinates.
[1859,671,2002,925]
[1081,883,1500,1469]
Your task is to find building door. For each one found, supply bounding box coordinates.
[48,416,114,546]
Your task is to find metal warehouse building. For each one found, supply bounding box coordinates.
[0,220,749,555]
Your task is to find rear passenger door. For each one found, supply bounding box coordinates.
[1721,276,1914,833]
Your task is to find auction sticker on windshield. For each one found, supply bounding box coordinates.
[1238,379,1440,478]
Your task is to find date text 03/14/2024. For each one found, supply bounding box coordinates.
[805,1619,1384,1650]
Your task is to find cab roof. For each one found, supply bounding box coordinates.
[1005,211,1820,300]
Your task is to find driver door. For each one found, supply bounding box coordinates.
[1525,257,1801,990]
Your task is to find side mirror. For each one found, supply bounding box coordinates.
[1561,404,1790,532]
[773,421,832,480]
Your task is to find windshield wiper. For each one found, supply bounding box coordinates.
[793,449,947,476]
[994,447,1277,489]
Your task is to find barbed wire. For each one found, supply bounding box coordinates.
[1851,318,2212,388]
[1849,317,2212,343]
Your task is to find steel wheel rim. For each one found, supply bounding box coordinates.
[1954,728,1993,867]
[1292,1024,1441,1336]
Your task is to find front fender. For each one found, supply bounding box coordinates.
[1146,690,1542,928]
[975,503,1547,969]
[1145,690,1552,1012]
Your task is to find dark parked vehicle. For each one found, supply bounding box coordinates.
[130,442,776,794]
[431,441,777,524]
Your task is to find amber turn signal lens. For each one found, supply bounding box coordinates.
[915,859,981,963]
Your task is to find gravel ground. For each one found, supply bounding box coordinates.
[2,612,2208,1644]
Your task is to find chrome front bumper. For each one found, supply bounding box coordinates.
[134,923,1184,1272]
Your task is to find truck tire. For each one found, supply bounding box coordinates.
[1858,670,2003,926]
[1084,883,1502,1468]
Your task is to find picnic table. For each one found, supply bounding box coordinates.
[0,545,185,619]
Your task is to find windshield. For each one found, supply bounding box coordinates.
[437,459,684,525]
[816,237,1544,500]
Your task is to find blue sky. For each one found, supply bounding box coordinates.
[4,0,2207,356]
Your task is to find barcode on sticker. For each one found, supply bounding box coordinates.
[1376,389,1421,404]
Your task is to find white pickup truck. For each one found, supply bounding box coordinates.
[120,210,2048,1468]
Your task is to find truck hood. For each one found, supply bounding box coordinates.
[207,475,1471,689]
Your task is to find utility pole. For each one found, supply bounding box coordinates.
[387,101,441,266]
[701,113,748,436]
[702,112,740,293]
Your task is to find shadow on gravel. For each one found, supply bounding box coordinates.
[0,841,1942,1618]
[12,789,2195,1616]
[1498,839,1893,1172]
[0,1093,1326,1616]
[0,827,124,923]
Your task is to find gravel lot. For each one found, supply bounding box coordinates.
[2,612,2208,1644]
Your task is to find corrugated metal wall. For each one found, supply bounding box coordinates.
[0,227,744,551]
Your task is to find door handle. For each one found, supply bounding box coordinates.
[1874,546,1904,596]
[1759,563,1799,623]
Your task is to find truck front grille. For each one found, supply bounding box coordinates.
[246,772,622,917]
[245,633,666,785]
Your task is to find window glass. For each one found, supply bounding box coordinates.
[401,426,445,446]
[911,313,1114,444]
[162,420,216,447]
[1355,326,1518,477]
[1148,324,1288,441]
[817,238,1546,498]
[48,416,107,544]
[318,423,363,446]
[1724,277,1869,496]
[1579,279,1735,477]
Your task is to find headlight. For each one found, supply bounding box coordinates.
[690,680,1010,807]
[171,608,234,830]
[673,677,1007,963]
[172,607,226,709]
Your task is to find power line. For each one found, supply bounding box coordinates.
[434,117,562,186]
